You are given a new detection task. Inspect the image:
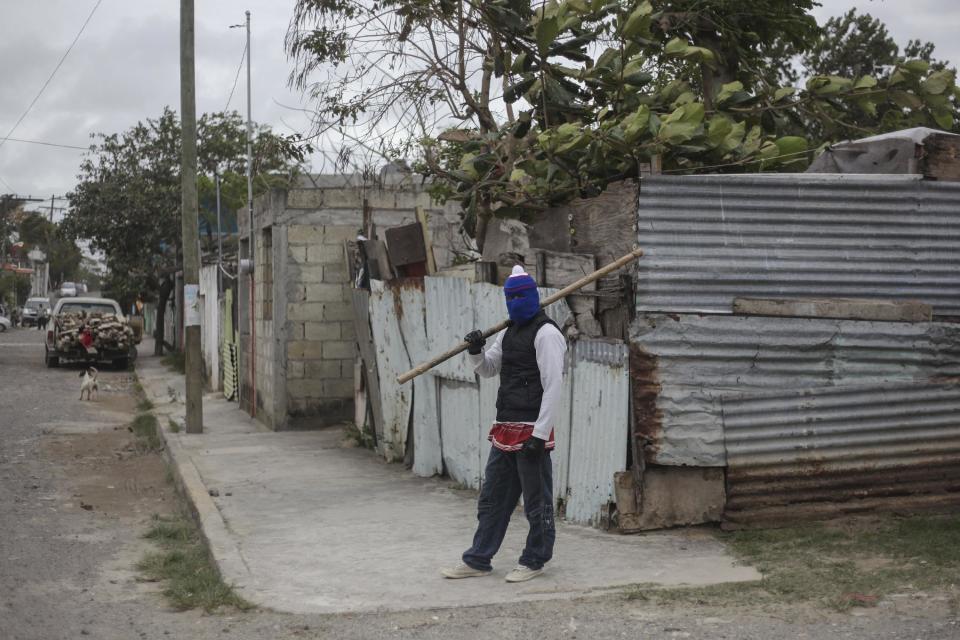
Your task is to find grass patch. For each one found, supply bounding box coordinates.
[162,351,186,374]
[342,422,374,449]
[130,413,162,453]
[137,397,155,411]
[625,514,960,611]
[138,514,252,613]
[168,418,181,433]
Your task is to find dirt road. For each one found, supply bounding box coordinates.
[1,328,957,639]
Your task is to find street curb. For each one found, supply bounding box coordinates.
[134,362,256,602]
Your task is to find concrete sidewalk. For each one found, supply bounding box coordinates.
[136,348,759,615]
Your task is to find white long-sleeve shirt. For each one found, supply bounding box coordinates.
[468,323,567,441]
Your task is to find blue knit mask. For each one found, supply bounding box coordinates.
[504,266,539,324]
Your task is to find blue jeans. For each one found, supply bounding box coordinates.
[462,446,555,571]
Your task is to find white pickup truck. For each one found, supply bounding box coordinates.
[44,296,140,369]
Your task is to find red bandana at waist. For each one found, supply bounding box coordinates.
[488,422,556,453]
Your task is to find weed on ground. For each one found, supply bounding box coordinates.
[138,513,252,613]
[625,514,960,611]
[342,422,374,449]
[130,413,162,453]
[161,352,186,374]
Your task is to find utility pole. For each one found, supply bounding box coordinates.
[244,10,256,417]
[180,0,203,433]
[215,172,222,293]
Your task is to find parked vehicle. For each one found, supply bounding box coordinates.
[59,282,78,297]
[0,315,10,332]
[44,297,141,369]
[21,297,51,328]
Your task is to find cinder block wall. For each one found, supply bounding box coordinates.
[284,224,357,426]
[253,226,276,427]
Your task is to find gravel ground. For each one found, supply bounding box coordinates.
[1,328,958,640]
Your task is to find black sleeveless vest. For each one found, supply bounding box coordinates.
[496,310,559,422]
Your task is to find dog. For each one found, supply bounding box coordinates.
[79,367,99,401]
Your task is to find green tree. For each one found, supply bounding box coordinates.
[63,108,307,353]
[18,213,82,289]
[288,0,958,245]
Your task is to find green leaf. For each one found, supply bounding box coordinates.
[773,87,796,102]
[932,108,954,130]
[773,136,807,159]
[889,90,923,110]
[853,75,878,90]
[509,168,529,183]
[716,81,744,104]
[536,17,560,56]
[922,70,954,96]
[622,105,651,142]
[902,59,931,74]
[663,38,688,56]
[620,1,652,38]
[623,71,653,86]
[503,76,536,104]
[707,115,733,147]
[807,75,853,95]
[459,153,478,179]
[719,121,746,153]
[511,52,529,74]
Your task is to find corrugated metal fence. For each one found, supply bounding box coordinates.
[636,174,960,317]
[631,173,960,526]
[361,276,628,526]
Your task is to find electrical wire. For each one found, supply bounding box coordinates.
[0,137,89,151]
[0,0,103,155]
[224,43,248,113]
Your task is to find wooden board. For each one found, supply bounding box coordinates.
[385,222,427,266]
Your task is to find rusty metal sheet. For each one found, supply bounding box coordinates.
[636,174,960,317]
[439,378,482,489]
[394,281,443,477]
[425,276,475,381]
[352,287,383,442]
[368,280,411,461]
[630,313,960,467]
[722,382,960,527]
[565,339,630,526]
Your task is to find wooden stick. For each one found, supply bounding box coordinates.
[396,247,644,384]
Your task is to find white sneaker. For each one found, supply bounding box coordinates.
[441,562,491,579]
[505,565,543,583]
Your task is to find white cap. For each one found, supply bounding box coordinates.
[509,265,528,278]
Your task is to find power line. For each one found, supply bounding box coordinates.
[224,42,248,113]
[0,0,103,155]
[0,137,89,151]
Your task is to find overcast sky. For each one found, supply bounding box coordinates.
[1,0,958,213]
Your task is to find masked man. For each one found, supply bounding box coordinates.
[441,265,567,583]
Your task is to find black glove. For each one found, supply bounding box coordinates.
[464,330,486,355]
[521,436,546,460]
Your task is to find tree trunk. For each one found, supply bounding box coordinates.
[154,275,174,356]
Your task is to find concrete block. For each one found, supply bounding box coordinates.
[286,322,305,340]
[307,244,344,265]
[732,297,933,323]
[322,302,354,322]
[288,340,325,360]
[288,245,308,263]
[297,265,326,283]
[323,378,355,398]
[305,283,345,303]
[339,321,356,341]
[305,360,342,379]
[617,466,725,532]
[287,379,321,398]
[322,264,350,284]
[288,225,324,245]
[304,321,340,341]
[322,225,359,245]
[286,303,324,321]
[288,361,305,379]
[323,340,355,359]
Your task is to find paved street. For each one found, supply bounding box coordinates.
[2,327,958,639]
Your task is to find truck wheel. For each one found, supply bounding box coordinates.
[45,351,59,368]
